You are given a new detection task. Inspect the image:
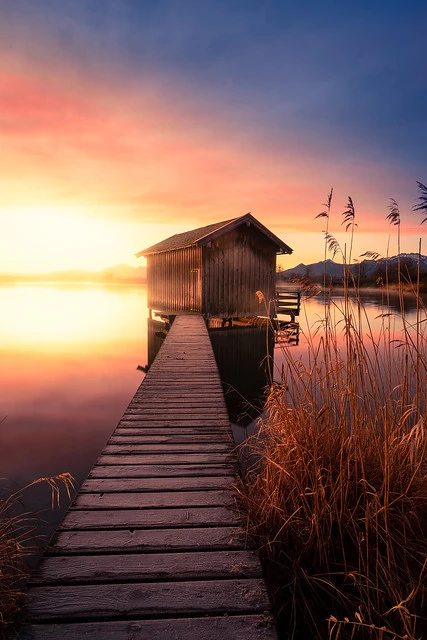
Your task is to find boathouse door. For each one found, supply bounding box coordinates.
[190,268,201,312]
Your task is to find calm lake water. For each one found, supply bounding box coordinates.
[0,283,148,552]
[273,287,426,382]
[0,283,424,554]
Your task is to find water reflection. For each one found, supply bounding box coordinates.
[208,325,275,425]
[312,287,427,314]
[0,284,144,350]
[0,284,147,556]
[272,291,427,418]
[147,315,171,367]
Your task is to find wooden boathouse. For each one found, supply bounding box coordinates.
[136,213,293,319]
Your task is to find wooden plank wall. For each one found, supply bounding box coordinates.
[22,315,276,640]
[202,228,277,318]
[147,247,202,313]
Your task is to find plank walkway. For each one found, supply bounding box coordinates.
[22,315,276,639]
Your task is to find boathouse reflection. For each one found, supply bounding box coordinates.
[208,323,273,425]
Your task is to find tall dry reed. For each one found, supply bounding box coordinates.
[237,188,427,639]
[0,473,74,637]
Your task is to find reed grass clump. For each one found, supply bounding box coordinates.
[238,294,426,639]
[0,473,74,637]
[237,189,427,639]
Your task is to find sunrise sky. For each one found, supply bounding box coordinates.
[1,0,426,273]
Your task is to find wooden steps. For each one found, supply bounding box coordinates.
[22,314,276,639]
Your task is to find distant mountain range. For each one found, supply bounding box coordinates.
[279,254,427,289]
[0,263,147,284]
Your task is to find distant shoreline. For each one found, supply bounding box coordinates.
[0,263,147,285]
[0,277,147,285]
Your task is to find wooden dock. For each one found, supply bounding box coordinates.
[23,315,276,639]
[275,288,301,321]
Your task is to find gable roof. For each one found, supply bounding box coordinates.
[136,213,293,257]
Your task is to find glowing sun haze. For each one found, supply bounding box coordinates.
[1,0,426,273]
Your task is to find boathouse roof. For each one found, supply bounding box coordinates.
[137,213,293,257]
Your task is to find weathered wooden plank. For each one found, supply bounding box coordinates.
[80,476,232,493]
[147,357,218,362]
[150,346,214,350]
[117,420,230,429]
[152,356,217,359]
[149,354,217,358]
[113,419,230,427]
[143,353,220,361]
[145,365,218,370]
[132,391,225,397]
[142,361,220,366]
[125,398,224,402]
[27,579,270,620]
[120,414,228,422]
[129,394,225,400]
[133,386,224,392]
[152,345,212,350]
[151,361,218,366]
[136,376,222,382]
[132,392,226,399]
[152,356,217,361]
[112,427,227,435]
[148,355,218,359]
[153,342,212,347]
[31,549,260,584]
[60,506,238,530]
[126,402,226,409]
[73,489,234,509]
[151,352,215,356]
[133,383,221,389]
[154,348,215,352]
[148,358,217,362]
[102,443,232,454]
[141,377,220,383]
[120,408,226,417]
[153,344,214,349]
[166,349,210,358]
[97,453,231,465]
[122,408,225,415]
[138,381,225,388]
[144,376,220,381]
[49,527,246,554]
[141,372,220,378]
[127,403,226,409]
[150,343,214,347]
[108,435,231,445]
[89,463,235,478]
[146,372,218,384]
[20,616,278,640]
[125,394,226,401]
